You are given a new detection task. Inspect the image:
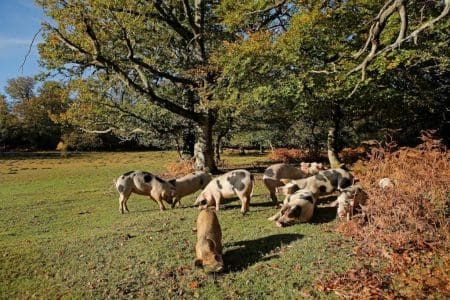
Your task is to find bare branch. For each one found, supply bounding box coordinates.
[347,0,449,97]
[20,28,42,73]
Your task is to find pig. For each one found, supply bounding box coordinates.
[268,189,317,227]
[336,185,368,220]
[194,209,224,272]
[263,162,323,204]
[115,170,175,213]
[194,169,254,215]
[276,168,354,199]
[168,171,213,208]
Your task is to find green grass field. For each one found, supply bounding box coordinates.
[0,151,354,299]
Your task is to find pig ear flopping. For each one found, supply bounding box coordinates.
[206,238,216,251]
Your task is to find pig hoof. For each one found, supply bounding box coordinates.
[268,216,276,221]
[276,221,284,227]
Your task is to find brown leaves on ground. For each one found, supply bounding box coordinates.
[164,160,195,177]
[320,131,450,299]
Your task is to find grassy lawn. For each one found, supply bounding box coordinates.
[0,151,353,299]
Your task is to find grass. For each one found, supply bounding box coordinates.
[0,151,353,299]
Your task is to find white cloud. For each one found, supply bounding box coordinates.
[0,38,32,48]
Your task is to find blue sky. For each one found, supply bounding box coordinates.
[0,0,46,97]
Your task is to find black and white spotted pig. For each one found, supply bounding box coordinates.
[263,162,322,204]
[194,169,254,215]
[277,168,354,198]
[267,189,317,227]
[169,171,213,208]
[115,170,176,213]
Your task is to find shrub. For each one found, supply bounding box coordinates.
[319,131,450,299]
[267,148,304,163]
[165,160,195,178]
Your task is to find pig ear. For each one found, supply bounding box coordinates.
[288,205,302,218]
[194,259,203,268]
[206,238,216,251]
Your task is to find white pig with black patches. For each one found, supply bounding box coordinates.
[115,170,175,213]
[194,169,254,215]
[277,168,354,198]
[268,189,317,227]
[262,162,323,204]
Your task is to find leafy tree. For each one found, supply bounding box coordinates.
[0,95,19,149]
[214,0,450,165]
[4,79,68,149]
[36,0,243,172]
[4,76,35,102]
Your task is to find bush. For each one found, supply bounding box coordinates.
[267,148,304,163]
[319,131,450,299]
[165,160,195,178]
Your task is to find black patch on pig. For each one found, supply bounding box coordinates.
[302,195,314,203]
[250,174,254,181]
[200,200,207,206]
[199,177,204,186]
[122,171,134,177]
[288,205,302,218]
[169,179,176,186]
[319,185,327,193]
[155,176,165,183]
[216,180,222,189]
[227,171,247,191]
[339,177,352,189]
[143,173,152,182]
[264,168,274,177]
[315,174,327,182]
[117,184,125,193]
[323,170,340,187]
[290,184,300,194]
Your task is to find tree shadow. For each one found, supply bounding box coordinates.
[223,233,303,273]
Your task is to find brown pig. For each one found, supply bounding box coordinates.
[194,209,224,272]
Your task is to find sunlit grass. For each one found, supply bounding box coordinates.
[0,151,353,298]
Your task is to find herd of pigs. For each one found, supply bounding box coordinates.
[115,162,371,272]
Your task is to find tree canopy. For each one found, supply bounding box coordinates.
[7,0,446,162]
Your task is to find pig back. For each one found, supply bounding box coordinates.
[196,209,222,253]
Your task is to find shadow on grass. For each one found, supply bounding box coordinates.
[311,206,337,224]
[223,233,303,273]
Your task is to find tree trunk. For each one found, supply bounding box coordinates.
[181,123,195,158]
[327,127,342,168]
[194,112,217,173]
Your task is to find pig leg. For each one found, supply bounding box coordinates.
[171,196,180,209]
[150,195,166,211]
[263,178,279,205]
[268,210,282,221]
[119,193,130,214]
[212,192,222,211]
